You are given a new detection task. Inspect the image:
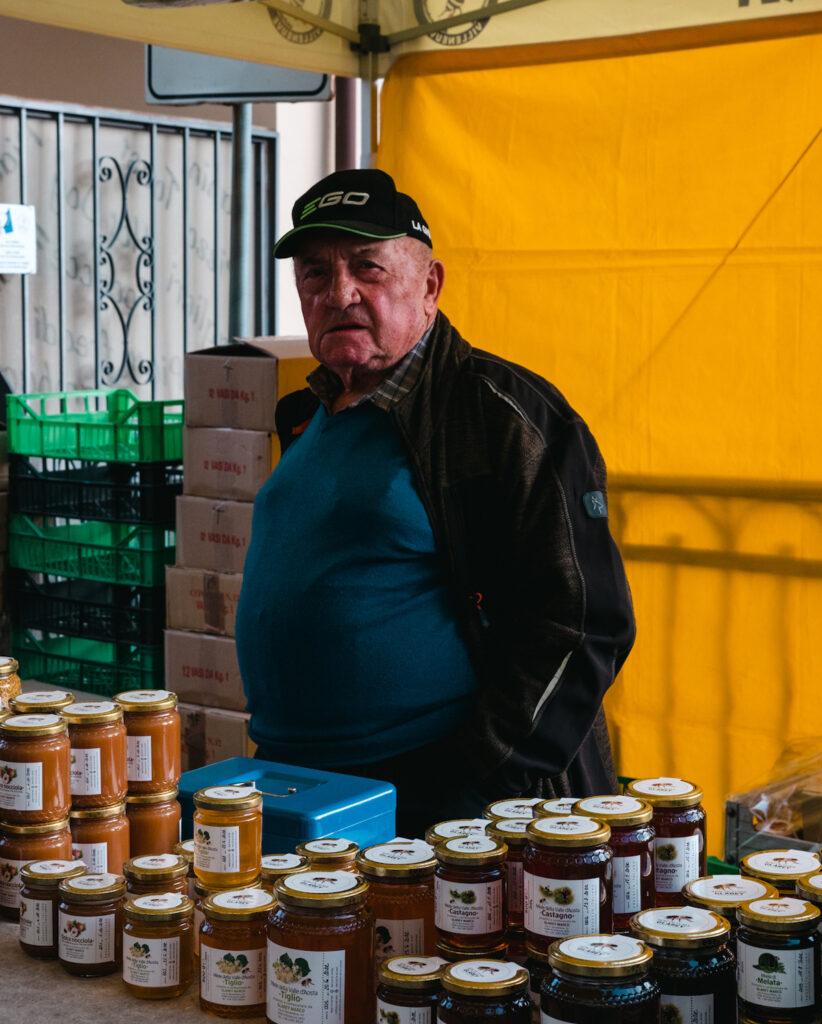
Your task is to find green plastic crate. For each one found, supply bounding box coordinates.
[9,514,175,587]
[14,628,163,697]
[6,389,183,462]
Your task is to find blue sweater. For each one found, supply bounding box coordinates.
[235,401,479,766]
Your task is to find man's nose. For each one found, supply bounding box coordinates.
[326,266,360,308]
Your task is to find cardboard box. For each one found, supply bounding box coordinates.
[178,701,206,773]
[164,629,245,711]
[204,707,256,764]
[184,337,315,431]
[183,427,274,501]
[166,565,242,637]
[175,495,254,574]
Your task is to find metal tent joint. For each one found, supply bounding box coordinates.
[352,22,391,55]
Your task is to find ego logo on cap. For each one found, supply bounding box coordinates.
[301,191,370,219]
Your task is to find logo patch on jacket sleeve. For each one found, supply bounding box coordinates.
[583,491,608,519]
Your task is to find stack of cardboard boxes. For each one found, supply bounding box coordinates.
[165,338,315,771]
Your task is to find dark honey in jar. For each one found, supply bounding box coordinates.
[434,834,507,952]
[487,819,530,933]
[438,959,531,1023]
[377,954,443,1022]
[683,874,779,952]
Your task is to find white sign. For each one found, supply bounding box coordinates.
[0,204,36,275]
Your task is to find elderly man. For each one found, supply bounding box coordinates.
[235,169,635,836]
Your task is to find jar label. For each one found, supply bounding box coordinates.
[195,824,240,873]
[262,853,304,871]
[487,798,543,819]
[556,934,645,961]
[70,702,118,716]
[539,799,578,815]
[133,853,180,870]
[126,735,152,782]
[654,834,700,892]
[19,894,53,946]
[449,960,519,982]
[492,819,530,836]
[508,860,524,918]
[285,871,358,896]
[632,777,694,797]
[430,819,489,840]
[70,747,102,796]
[124,934,180,987]
[738,941,815,1008]
[59,910,114,963]
[434,877,503,935]
[378,999,431,1024]
[531,815,601,838]
[613,853,642,915]
[203,785,258,801]
[636,906,719,933]
[365,842,434,865]
[0,758,43,810]
[389,956,445,976]
[524,872,600,938]
[577,795,644,816]
[202,944,266,1006]
[13,691,69,705]
[659,993,715,1023]
[746,851,820,876]
[71,841,108,874]
[688,875,770,903]
[375,917,425,960]
[132,892,186,910]
[121,690,169,703]
[442,835,499,855]
[267,940,345,1024]
[0,857,26,908]
[194,905,204,955]
[303,838,354,854]
[213,889,275,911]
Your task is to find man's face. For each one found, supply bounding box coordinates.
[293,232,444,389]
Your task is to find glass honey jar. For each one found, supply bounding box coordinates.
[437,936,508,963]
[268,870,375,1024]
[486,819,530,932]
[126,786,181,857]
[740,849,822,895]
[259,852,309,894]
[377,954,444,1022]
[124,852,189,895]
[0,816,72,920]
[10,689,75,714]
[795,873,822,915]
[357,839,437,960]
[435,834,507,951]
[58,871,126,976]
[484,798,544,823]
[70,800,130,874]
[295,836,359,871]
[174,838,196,897]
[426,819,490,846]
[0,713,71,824]
[193,785,262,887]
[573,795,655,932]
[19,858,88,958]
[0,657,21,710]
[438,959,531,1023]
[62,700,127,808]
[523,815,613,953]
[193,875,263,960]
[123,891,195,998]
[630,905,736,1022]
[624,778,706,906]
[115,689,181,794]
[200,887,276,1018]
[537,798,581,818]
[683,874,779,952]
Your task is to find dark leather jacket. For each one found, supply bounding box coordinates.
[275,311,636,798]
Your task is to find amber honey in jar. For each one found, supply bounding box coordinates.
[523,816,613,953]
[0,657,21,710]
[630,905,736,1022]
[624,777,706,905]
[740,849,822,895]
[70,800,130,874]
[487,819,530,932]
[200,887,276,1018]
[193,876,262,960]
[0,816,72,919]
[537,798,581,818]
[573,795,655,932]
[683,874,779,951]
[193,785,262,887]
[19,859,87,958]
[434,834,507,951]
[10,689,75,714]
[357,839,437,960]
[438,959,531,1023]
[62,700,127,808]
[123,891,195,998]
[425,819,489,846]
[124,852,189,895]
[737,897,821,1024]
[115,689,181,794]
[0,713,71,824]
[175,838,196,897]
[295,836,359,871]
[126,786,181,856]
[484,798,544,823]
[268,870,375,1024]
[260,853,309,894]
[58,871,126,976]
[540,933,660,1023]
[377,954,444,1022]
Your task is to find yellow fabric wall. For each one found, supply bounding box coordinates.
[379,34,822,856]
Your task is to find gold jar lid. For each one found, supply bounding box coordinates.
[486,819,530,847]
[441,960,529,998]
[624,778,703,808]
[193,785,262,811]
[261,853,309,882]
[548,934,653,976]
[573,795,653,826]
[437,937,507,963]
[60,872,126,900]
[275,870,368,909]
[0,816,70,835]
[295,837,359,862]
[194,876,262,901]
[630,907,730,948]
[0,713,67,737]
[124,853,189,881]
[0,657,19,677]
[435,834,508,866]
[70,801,127,820]
[10,690,74,713]
[484,798,544,822]
[357,841,436,879]
[126,786,179,805]
[737,897,821,932]
[684,874,779,913]
[21,859,87,887]
[536,798,580,817]
[62,700,123,725]
[526,815,611,849]
[740,849,822,884]
[203,887,276,921]
[425,818,489,845]
[125,891,194,921]
[378,955,445,990]
[796,873,822,902]
[115,689,178,712]
[174,839,194,864]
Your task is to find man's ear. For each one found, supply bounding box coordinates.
[424,259,445,316]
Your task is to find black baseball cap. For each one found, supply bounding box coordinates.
[273,168,432,259]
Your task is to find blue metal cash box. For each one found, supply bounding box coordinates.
[179,757,396,853]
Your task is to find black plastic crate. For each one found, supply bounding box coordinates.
[10,455,182,524]
[11,571,166,646]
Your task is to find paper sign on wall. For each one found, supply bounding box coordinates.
[0,205,36,274]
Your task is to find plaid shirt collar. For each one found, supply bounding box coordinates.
[307,325,433,413]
